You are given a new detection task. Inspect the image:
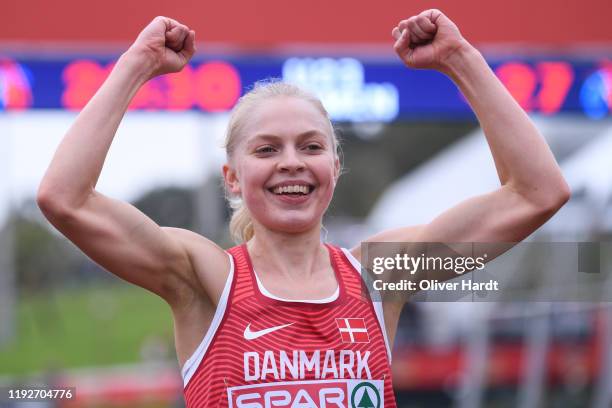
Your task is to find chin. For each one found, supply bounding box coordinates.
[266,215,321,235]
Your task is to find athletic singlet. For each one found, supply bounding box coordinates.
[182,243,397,407]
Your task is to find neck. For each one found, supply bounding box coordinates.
[246,223,328,280]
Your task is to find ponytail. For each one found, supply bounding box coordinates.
[228,199,254,244]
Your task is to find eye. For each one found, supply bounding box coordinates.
[305,143,323,151]
[255,146,276,154]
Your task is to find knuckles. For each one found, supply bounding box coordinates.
[398,9,445,28]
[423,8,443,17]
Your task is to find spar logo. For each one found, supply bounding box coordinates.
[351,382,381,408]
[227,379,384,407]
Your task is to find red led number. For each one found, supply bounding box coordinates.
[62,60,241,111]
[536,62,573,115]
[495,61,574,114]
[62,61,113,110]
[194,61,242,112]
[496,62,537,111]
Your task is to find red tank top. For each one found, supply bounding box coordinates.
[182,243,397,407]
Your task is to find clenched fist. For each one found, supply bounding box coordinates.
[127,16,196,80]
[392,9,472,72]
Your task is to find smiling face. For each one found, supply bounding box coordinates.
[223,95,340,235]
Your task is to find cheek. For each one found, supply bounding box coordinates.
[313,159,338,201]
[242,175,264,196]
[315,157,338,184]
[237,158,263,184]
[239,164,269,198]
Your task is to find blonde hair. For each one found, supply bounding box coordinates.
[223,79,340,244]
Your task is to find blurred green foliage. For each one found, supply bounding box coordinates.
[0,284,173,376]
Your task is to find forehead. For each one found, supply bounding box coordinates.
[239,96,332,144]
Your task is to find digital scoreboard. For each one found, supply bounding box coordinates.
[0,54,610,120]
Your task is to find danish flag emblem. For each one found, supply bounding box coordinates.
[336,318,370,343]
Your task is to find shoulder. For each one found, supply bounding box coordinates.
[347,225,425,263]
[163,227,233,307]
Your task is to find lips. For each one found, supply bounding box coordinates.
[267,189,313,204]
[267,180,316,196]
[265,182,315,205]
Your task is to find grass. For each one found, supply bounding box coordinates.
[0,284,174,376]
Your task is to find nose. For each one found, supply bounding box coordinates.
[277,147,305,173]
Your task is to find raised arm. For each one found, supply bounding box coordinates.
[37,17,228,309]
[406,10,569,243]
[357,9,569,252]
[353,10,570,345]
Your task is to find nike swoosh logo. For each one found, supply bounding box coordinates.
[243,322,294,340]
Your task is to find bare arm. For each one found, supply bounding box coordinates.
[414,45,569,244]
[353,10,570,342]
[37,17,227,308]
[356,9,569,252]
[407,11,569,243]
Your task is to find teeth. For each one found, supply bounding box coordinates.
[272,185,310,195]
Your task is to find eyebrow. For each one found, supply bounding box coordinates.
[247,130,328,147]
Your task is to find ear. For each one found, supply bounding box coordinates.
[333,157,341,184]
[222,163,241,195]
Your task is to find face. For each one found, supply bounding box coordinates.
[223,96,340,235]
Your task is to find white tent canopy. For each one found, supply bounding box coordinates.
[367,117,612,235]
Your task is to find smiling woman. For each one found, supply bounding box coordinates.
[222,82,340,243]
[36,10,569,408]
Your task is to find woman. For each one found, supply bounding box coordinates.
[38,9,570,407]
